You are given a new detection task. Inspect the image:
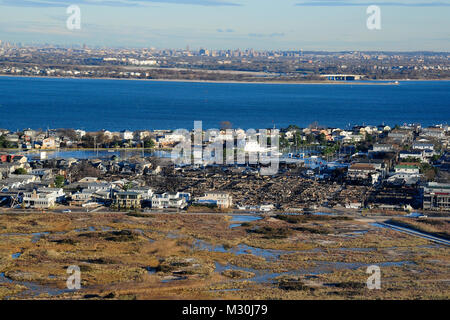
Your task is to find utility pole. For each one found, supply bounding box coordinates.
[294,132,297,154]
[94,136,97,157]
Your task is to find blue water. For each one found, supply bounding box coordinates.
[229,215,263,229]
[11,252,22,259]
[230,215,262,223]
[0,76,449,131]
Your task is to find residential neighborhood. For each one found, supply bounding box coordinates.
[0,123,448,214]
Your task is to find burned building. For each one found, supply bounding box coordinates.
[423,182,450,211]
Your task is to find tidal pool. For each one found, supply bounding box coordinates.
[0,272,73,299]
[228,215,262,229]
[193,239,293,260]
[214,260,416,284]
[11,252,22,259]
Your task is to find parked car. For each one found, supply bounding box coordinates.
[406,212,427,218]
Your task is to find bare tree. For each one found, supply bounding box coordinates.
[220,121,233,130]
[69,161,102,181]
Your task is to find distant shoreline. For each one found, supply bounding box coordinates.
[1,74,449,85]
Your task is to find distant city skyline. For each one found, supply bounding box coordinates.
[0,0,449,51]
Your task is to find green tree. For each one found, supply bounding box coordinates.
[0,135,17,149]
[122,182,133,191]
[306,134,315,144]
[287,125,300,131]
[323,144,339,156]
[143,138,155,149]
[81,135,95,148]
[13,168,27,175]
[365,134,374,143]
[295,131,304,147]
[318,133,327,145]
[420,163,438,181]
[431,154,442,163]
[54,175,65,188]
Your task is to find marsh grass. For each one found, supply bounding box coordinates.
[388,218,450,240]
[246,226,293,239]
[0,211,448,299]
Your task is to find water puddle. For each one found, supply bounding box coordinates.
[31,232,50,243]
[193,239,292,260]
[145,267,157,274]
[350,230,368,235]
[370,222,389,229]
[166,232,181,239]
[229,215,262,229]
[340,230,369,238]
[161,276,187,283]
[74,227,96,233]
[210,288,242,293]
[215,262,306,283]
[0,232,28,237]
[338,247,376,252]
[214,259,415,284]
[0,232,50,243]
[0,272,73,299]
[417,244,441,249]
[230,215,262,222]
[311,212,335,216]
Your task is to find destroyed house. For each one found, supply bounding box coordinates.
[347,163,378,180]
[423,182,450,211]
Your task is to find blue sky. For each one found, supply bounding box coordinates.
[0,0,449,51]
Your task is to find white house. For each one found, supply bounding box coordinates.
[151,192,189,209]
[372,144,394,152]
[71,189,95,203]
[128,187,153,200]
[347,163,380,184]
[196,191,233,209]
[30,168,53,178]
[87,182,113,192]
[394,165,420,174]
[399,151,424,162]
[158,133,187,146]
[259,204,275,212]
[412,142,434,151]
[121,130,134,140]
[22,188,64,208]
[387,173,420,185]
[421,127,445,139]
